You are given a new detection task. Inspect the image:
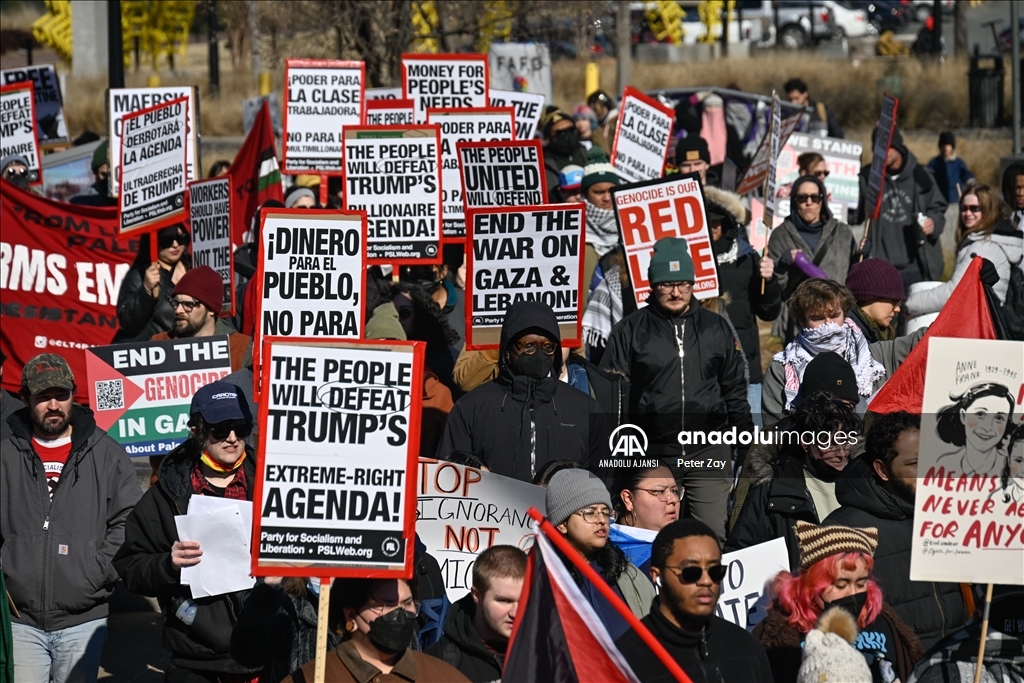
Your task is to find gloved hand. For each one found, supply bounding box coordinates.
[979,257,1000,287]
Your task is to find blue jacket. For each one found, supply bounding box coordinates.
[927,155,974,203]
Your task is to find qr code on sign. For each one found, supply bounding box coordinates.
[95,379,124,411]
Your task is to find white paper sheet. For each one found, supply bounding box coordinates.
[174,506,255,598]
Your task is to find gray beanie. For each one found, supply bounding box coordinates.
[797,608,871,683]
[546,469,612,526]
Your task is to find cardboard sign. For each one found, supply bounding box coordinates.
[1,64,68,148]
[488,43,553,103]
[457,139,547,211]
[465,203,585,349]
[366,98,415,126]
[489,88,545,141]
[717,538,791,631]
[282,59,365,174]
[188,176,234,315]
[402,54,488,123]
[417,458,545,601]
[610,86,675,183]
[612,174,719,307]
[118,96,188,235]
[0,82,42,185]
[108,86,199,197]
[85,336,233,457]
[253,210,368,399]
[428,108,515,240]
[342,125,442,264]
[735,111,800,196]
[865,93,899,221]
[910,338,1024,585]
[366,87,402,101]
[253,338,424,576]
[773,134,862,222]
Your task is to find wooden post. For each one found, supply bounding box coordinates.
[971,583,994,683]
[314,577,332,683]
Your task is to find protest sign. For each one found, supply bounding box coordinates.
[610,86,674,183]
[417,458,545,601]
[428,108,515,240]
[85,336,233,457]
[188,176,234,315]
[760,92,784,230]
[342,125,442,263]
[489,88,545,141]
[465,203,584,349]
[118,96,188,235]
[457,139,546,212]
[402,54,488,123]
[366,98,415,126]
[488,43,553,103]
[242,92,282,137]
[735,111,800,196]
[253,338,424,576]
[865,93,899,221]
[108,86,199,197]
[773,134,862,222]
[366,87,402,101]
[0,81,42,185]
[612,174,719,307]
[1,64,68,148]
[717,538,790,630]
[910,338,1024,586]
[282,59,365,175]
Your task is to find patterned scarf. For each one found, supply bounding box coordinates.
[585,200,620,257]
[583,264,624,350]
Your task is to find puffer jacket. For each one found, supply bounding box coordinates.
[1,406,141,630]
[112,439,259,675]
[114,260,191,343]
[824,458,968,650]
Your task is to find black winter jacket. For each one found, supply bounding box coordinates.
[1,406,141,630]
[114,261,190,343]
[424,595,504,682]
[435,301,605,481]
[600,300,753,453]
[615,600,773,683]
[113,440,259,675]
[823,458,968,649]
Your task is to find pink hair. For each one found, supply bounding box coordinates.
[771,552,883,633]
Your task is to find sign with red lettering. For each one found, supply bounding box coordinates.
[402,54,489,124]
[85,336,233,457]
[910,337,1024,585]
[612,174,719,307]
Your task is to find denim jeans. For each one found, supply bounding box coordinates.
[11,618,107,683]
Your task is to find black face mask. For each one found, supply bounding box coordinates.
[549,128,580,156]
[806,455,843,482]
[824,591,868,622]
[515,351,554,380]
[366,608,419,654]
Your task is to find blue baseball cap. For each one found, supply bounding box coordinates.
[190,381,251,424]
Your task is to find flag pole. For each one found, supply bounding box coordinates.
[971,583,993,683]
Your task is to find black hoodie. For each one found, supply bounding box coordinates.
[434,301,605,482]
[425,594,504,682]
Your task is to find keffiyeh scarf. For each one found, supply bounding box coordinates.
[583,264,623,350]
[586,200,620,257]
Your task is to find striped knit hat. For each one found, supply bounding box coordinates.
[795,521,878,570]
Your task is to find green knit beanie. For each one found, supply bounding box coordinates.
[647,237,695,285]
[365,303,407,341]
[92,139,108,171]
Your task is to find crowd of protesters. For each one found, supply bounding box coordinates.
[1,74,1023,683]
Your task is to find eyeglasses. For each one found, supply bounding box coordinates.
[3,167,27,178]
[170,298,202,312]
[961,204,981,214]
[514,341,556,356]
[655,282,693,294]
[813,170,830,179]
[576,507,612,524]
[207,421,253,441]
[664,564,728,584]
[364,597,421,617]
[794,193,824,205]
[158,231,191,249]
[637,486,681,502]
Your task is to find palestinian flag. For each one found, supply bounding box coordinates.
[228,98,283,248]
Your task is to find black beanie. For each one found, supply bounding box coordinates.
[797,352,859,404]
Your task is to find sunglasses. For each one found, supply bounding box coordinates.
[961,205,981,214]
[794,193,824,205]
[3,167,27,178]
[665,564,729,584]
[207,421,252,441]
[814,170,831,178]
[158,231,191,249]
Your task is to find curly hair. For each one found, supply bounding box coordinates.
[935,382,1014,448]
[865,412,920,470]
[792,390,862,436]
[787,279,857,329]
[376,280,460,347]
[771,552,883,633]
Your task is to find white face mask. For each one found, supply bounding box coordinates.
[307,577,321,595]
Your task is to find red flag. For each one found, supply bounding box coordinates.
[227,99,282,248]
[869,258,997,414]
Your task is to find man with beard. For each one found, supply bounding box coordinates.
[824,412,968,649]
[1,353,141,683]
[615,519,771,682]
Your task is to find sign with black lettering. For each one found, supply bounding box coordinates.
[342,125,442,264]
[457,139,547,211]
[428,108,515,241]
[365,87,401,101]
[718,538,790,630]
[283,59,365,174]
[253,338,424,577]
[107,86,199,197]
[85,335,233,457]
[0,81,42,185]
[188,176,234,315]
[366,98,414,126]
[465,204,584,349]
[488,44,553,103]
[736,100,800,197]
[118,96,188,235]
[610,86,675,183]
[489,88,545,141]
[402,54,488,123]
[1,64,68,148]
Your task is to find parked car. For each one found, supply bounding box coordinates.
[822,0,870,38]
[736,0,837,49]
[909,0,954,23]
[850,0,907,34]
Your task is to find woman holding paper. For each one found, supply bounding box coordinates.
[114,224,192,342]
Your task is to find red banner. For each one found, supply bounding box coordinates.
[0,182,138,402]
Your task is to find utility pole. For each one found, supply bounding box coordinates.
[932,0,942,55]
[108,0,124,89]
[247,0,261,74]
[208,0,220,97]
[616,1,632,96]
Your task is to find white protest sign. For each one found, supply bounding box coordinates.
[717,537,790,630]
[417,458,545,601]
[735,108,800,196]
[366,98,414,126]
[610,86,675,183]
[253,339,424,577]
[488,43,553,103]
[761,92,784,229]
[773,134,862,222]
[0,82,42,185]
[342,125,442,264]
[910,338,1024,586]
[465,203,585,349]
[612,174,720,307]
[458,139,547,211]
[402,54,488,123]
[188,177,234,315]
[428,108,515,240]
[108,86,199,197]
[366,87,402,101]
[1,64,68,148]
[242,93,282,137]
[282,59,365,174]
[489,88,545,141]
[118,96,188,235]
